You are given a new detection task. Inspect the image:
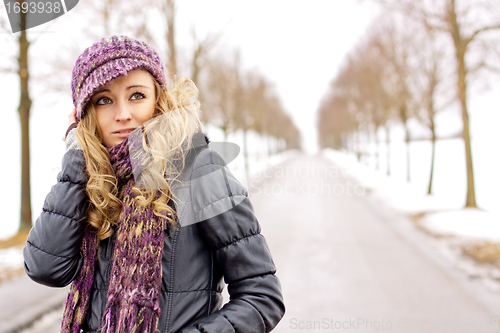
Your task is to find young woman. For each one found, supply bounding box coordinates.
[23,35,285,333]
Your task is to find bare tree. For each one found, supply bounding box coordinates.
[375,0,500,207]
[1,1,35,232]
[203,54,241,140]
[190,29,221,86]
[330,56,367,162]
[18,7,33,232]
[375,19,418,182]
[203,52,299,181]
[356,35,393,171]
[164,0,177,75]
[328,30,397,171]
[244,72,298,157]
[413,29,453,194]
[317,94,353,150]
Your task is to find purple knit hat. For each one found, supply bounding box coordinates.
[71,35,168,122]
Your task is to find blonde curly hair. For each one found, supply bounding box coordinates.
[75,76,203,241]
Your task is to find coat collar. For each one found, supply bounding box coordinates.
[192,131,210,149]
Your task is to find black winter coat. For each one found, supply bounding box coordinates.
[23,131,285,333]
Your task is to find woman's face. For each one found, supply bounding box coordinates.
[90,69,156,147]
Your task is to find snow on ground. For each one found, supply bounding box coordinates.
[0,247,24,269]
[322,138,500,242]
[0,246,24,281]
[323,142,500,293]
[421,209,500,242]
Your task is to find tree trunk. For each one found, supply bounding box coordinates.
[449,0,476,208]
[166,0,177,75]
[385,125,391,176]
[428,124,436,195]
[400,105,411,183]
[18,7,32,232]
[191,48,201,86]
[405,122,410,182]
[356,130,362,162]
[374,126,380,170]
[243,129,249,187]
[347,133,352,154]
[266,135,270,158]
[427,89,437,195]
[458,62,476,207]
[366,126,372,166]
[361,129,368,165]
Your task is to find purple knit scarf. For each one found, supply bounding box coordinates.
[61,137,166,333]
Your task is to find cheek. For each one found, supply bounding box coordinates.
[96,112,111,134]
[142,101,156,121]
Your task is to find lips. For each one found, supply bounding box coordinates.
[112,128,136,138]
[113,128,135,134]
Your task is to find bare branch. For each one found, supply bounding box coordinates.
[484,62,500,74]
[0,67,16,74]
[423,19,449,34]
[0,10,12,33]
[134,21,155,46]
[375,0,449,32]
[190,27,222,86]
[466,60,487,75]
[0,50,18,74]
[465,23,500,46]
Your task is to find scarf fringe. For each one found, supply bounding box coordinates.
[101,298,160,333]
[61,226,97,333]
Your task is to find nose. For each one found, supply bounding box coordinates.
[114,101,132,121]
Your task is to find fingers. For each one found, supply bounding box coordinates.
[68,107,77,126]
[64,108,78,142]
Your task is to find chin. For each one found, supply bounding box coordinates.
[104,138,126,148]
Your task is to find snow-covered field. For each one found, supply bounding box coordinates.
[323,135,500,242]
[0,246,25,282]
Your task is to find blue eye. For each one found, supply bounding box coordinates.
[131,92,146,100]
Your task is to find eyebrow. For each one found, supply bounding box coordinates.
[94,85,152,94]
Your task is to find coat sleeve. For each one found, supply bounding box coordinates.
[23,147,89,288]
[178,149,285,333]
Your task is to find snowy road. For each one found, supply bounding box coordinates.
[249,152,498,333]
[22,152,499,333]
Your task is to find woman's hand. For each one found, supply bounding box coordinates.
[68,107,77,126]
[63,108,78,141]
